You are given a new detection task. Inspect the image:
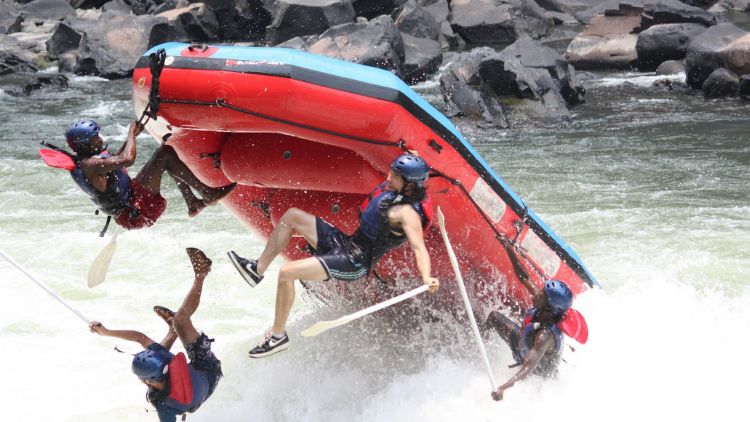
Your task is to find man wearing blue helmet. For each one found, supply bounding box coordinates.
[89,248,222,421]
[227,153,440,358]
[485,238,588,401]
[56,119,235,230]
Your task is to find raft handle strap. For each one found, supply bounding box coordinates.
[98,215,112,238]
[137,48,167,127]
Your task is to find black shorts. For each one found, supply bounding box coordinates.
[186,333,222,395]
[313,217,368,281]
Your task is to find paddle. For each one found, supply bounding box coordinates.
[437,207,498,391]
[0,250,90,324]
[87,231,118,288]
[300,284,429,337]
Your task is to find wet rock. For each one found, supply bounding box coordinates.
[685,23,747,89]
[402,33,441,84]
[449,0,551,47]
[0,71,67,96]
[655,59,684,75]
[73,10,167,77]
[352,0,406,20]
[266,0,356,45]
[639,1,717,29]
[157,2,221,42]
[418,0,461,49]
[45,22,82,61]
[701,67,739,97]
[636,23,706,71]
[739,74,750,99]
[0,1,22,34]
[305,15,405,78]
[211,0,272,41]
[393,0,440,40]
[565,4,641,70]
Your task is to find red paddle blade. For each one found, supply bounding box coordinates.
[39,148,75,170]
[560,308,588,344]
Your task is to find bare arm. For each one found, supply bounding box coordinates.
[89,321,156,349]
[81,121,141,176]
[491,328,555,401]
[392,205,439,292]
[501,237,540,297]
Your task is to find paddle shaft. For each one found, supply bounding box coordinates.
[302,284,429,337]
[437,208,497,390]
[0,250,90,324]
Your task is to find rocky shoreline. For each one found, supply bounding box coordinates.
[1,0,749,128]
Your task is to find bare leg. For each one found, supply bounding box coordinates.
[136,145,236,213]
[172,247,212,347]
[271,257,328,333]
[256,208,319,275]
[172,176,207,218]
[486,311,520,346]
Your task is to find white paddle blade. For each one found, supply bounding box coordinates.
[301,285,430,337]
[87,233,118,288]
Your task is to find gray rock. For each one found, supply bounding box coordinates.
[0,34,37,75]
[685,22,747,88]
[0,1,22,34]
[21,0,75,21]
[352,0,406,19]
[0,71,67,96]
[636,23,707,71]
[449,0,551,47]
[157,3,221,41]
[701,67,739,97]
[655,59,684,75]
[306,15,406,78]
[393,0,440,40]
[266,0,356,45]
[46,23,82,60]
[739,74,750,99]
[565,5,640,70]
[402,33,441,84]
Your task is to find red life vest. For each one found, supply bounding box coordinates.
[167,352,193,405]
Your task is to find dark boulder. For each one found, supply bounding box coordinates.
[635,23,706,71]
[0,72,67,96]
[402,33,441,84]
[738,74,750,99]
[393,0,440,40]
[0,34,37,75]
[449,0,551,47]
[640,1,717,29]
[70,0,111,8]
[685,23,747,88]
[701,67,739,97]
[157,3,221,42]
[418,0,462,48]
[73,10,168,77]
[266,0,356,45]
[306,15,406,78]
[46,22,82,60]
[0,1,22,34]
[352,0,406,19]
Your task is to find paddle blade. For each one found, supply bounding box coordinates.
[300,317,350,338]
[39,149,75,171]
[560,308,588,344]
[87,234,118,288]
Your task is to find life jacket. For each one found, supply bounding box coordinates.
[69,151,133,216]
[516,309,564,365]
[148,352,212,415]
[351,182,433,268]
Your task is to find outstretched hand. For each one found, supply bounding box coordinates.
[491,386,505,401]
[89,321,107,335]
[424,276,439,293]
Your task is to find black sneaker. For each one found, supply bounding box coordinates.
[248,331,289,358]
[227,251,263,287]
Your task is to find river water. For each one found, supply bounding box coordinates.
[0,67,748,421]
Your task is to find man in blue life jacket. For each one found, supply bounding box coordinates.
[61,119,235,230]
[89,248,222,421]
[227,153,440,358]
[485,238,588,401]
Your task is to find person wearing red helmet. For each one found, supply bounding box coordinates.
[55,119,235,230]
[227,153,440,358]
[485,238,588,401]
[89,248,222,421]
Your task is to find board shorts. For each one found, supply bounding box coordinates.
[115,180,167,230]
[186,333,223,396]
[313,217,368,281]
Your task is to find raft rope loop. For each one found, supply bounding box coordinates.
[137,48,167,127]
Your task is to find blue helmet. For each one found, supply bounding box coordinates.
[390,154,430,186]
[543,280,573,316]
[65,119,100,151]
[132,348,171,381]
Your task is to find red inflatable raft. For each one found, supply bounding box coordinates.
[132,42,599,316]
